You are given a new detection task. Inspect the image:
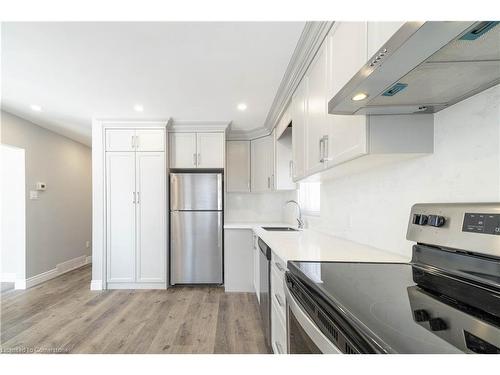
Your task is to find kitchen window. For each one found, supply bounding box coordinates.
[298,182,320,216]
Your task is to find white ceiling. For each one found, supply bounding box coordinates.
[1,22,305,146]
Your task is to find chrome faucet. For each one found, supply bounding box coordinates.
[285,200,305,229]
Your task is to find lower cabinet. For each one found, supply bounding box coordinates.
[224,228,254,292]
[271,251,288,354]
[253,232,260,302]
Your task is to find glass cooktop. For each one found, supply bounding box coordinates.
[287,260,500,353]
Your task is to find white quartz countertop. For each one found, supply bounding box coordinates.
[253,226,409,264]
[224,222,291,229]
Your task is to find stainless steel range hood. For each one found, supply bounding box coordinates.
[328,21,500,115]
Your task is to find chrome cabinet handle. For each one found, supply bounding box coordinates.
[319,138,324,162]
[197,153,201,166]
[193,153,197,166]
[275,342,284,354]
[135,135,139,149]
[275,262,285,272]
[267,177,270,189]
[320,135,329,163]
[271,174,274,190]
[133,192,136,204]
[289,160,293,178]
[275,293,284,307]
[131,135,135,149]
[136,192,140,204]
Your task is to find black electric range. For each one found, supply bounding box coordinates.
[284,203,500,354]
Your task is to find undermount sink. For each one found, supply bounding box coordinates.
[262,227,298,232]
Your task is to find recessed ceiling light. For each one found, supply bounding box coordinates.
[352,93,368,101]
[133,104,144,112]
[30,104,42,112]
[237,103,247,111]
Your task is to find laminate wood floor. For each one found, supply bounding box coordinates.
[0,265,270,354]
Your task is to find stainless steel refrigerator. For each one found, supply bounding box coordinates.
[170,173,223,285]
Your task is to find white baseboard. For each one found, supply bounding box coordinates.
[90,279,103,290]
[24,254,92,289]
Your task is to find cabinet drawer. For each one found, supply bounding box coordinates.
[271,299,287,354]
[271,253,287,275]
[271,265,286,319]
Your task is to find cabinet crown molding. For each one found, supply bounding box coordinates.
[169,120,230,133]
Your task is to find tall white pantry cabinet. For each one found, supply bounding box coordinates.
[105,127,167,289]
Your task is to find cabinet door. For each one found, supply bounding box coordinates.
[197,133,225,168]
[135,152,166,283]
[328,22,368,99]
[253,233,260,301]
[169,133,197,168]
[105,129,135,152]
[291,77,308,180]
[106,152,136,283]
[305,42,329,174]
[226,140,250,192]
[251,135,274,192]
[275,127,296,190]
[327,22,369,166]
[367,21,405,58]
[224,229,253,292]
[135,128,165,152]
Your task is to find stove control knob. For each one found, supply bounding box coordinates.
[429,318,447,331]
[413,214,428,226]
[413,309,430,322]
[428,215,446,227]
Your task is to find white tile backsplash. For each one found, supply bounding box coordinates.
[225,190,297,224]
[305,84,500,257]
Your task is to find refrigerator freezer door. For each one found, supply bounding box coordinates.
[170,211,223,284]
[170,173,223,211]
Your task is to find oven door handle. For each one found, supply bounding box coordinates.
[285,282,342,354]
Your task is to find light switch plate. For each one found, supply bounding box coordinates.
[29,191,39,200]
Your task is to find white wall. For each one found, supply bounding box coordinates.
[225,190,297,223]
[1,145,26,287]
[1,111,92,278]
[306,85,500,257]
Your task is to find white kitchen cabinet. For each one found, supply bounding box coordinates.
[226,140,251,192]
[253,232,260,302]
[105,128,167,289]
[270,251,287,354]
[367,21,405,58]
[169,133,197,168]
[196,133,225,168]
[274,127,296,190]
[251,134,275,192]
[169,132,225,169]
[105,129,136,152]
[224,229,254,292]
[135,129,166,152]
[305,41,329,174]
[328,22,368,99]
[106,152,136,283]
[291,76,308,181]
[135,152,166,283]
[106,128,165,152]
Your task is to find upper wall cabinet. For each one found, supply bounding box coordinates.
[169,132,225,169]
[251,134,275,192]
[291,76,308,181]
[226,140,251,192]
[275,107,296,191]
[290,22,434,182]
[105,128,165,152]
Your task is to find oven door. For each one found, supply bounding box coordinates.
[285,282,341,354]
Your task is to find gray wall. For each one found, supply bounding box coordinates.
[1,111,92,278]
